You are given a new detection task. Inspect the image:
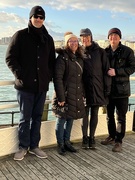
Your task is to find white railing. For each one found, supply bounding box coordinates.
[0,80,51,110]
[0,78,135,110]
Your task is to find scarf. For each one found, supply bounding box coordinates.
[28,21,46,44]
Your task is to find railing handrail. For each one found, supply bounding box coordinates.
[0,80,14,86]
[0,79,135,127]
[0,79,135,109]
[130,77,135,80]
[0,80,52,110]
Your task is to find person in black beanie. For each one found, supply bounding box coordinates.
[5,5,55,160]
[101,28,135,152]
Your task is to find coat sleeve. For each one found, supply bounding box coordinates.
[5,31,22,79]
[100,48,112,96]
[53,55,67,102]
[48,36,56,81]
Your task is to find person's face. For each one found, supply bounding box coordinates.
[30,14,44,28]
[67,37,78,53]
[80,35,91,47]
[108,33,120,48]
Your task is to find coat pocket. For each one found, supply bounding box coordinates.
[116,82,129,95]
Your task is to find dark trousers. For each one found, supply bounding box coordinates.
[82,105,99,138]
[17,90,46,149]
[107,97,128,143]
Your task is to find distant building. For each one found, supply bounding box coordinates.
[55,40,64,48]
[0,37,11,45]
[95,40,109,48]
[0,37,135,52]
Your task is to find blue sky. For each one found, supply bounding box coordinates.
[0,0,135,41]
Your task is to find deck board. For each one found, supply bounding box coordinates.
[0,132,135,180]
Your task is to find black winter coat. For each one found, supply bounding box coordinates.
[105,42,135,98]
[83,42,111,106]
[53,48,86,119]
[5,24,55,93]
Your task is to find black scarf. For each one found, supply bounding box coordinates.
[28,21,46,44]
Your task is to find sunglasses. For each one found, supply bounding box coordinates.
[33,14,44,20]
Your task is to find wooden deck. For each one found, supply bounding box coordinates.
[0,132,135,180]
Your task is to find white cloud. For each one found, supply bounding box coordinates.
[0,12,26,24]
[0,0,135,14]
[0,1,135,40]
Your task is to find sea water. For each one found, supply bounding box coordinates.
[0,45,135,125]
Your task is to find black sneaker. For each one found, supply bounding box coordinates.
[82,136,89,149]
[57,144,66,155]
[64,141,77,153]
[89,137,96,149]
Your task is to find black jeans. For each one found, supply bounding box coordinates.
[82,105,99,138]
[17,90,46,149]
[107,97,128,143]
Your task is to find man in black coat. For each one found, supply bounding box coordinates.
[6,6,55,160]
[101,28,135,152]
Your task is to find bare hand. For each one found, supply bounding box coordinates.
[107,68,116,76]
[58,101,65,106]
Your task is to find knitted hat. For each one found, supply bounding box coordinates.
[29,6,45,19]
[80,28,92,36]
[64,33,78,46]
[108,28,122,39]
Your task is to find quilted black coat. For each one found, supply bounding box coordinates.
[53,48,86,119]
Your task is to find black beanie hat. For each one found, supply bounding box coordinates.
[80,28,92,36]
[108,28,122,39]
[29,6,45,19]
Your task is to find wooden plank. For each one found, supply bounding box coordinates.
[0,168,7,180]
[26,155,58,180]
[64,150,103,180]
[0,162,18,179]
[49,149,84,180]
[18,157,42,180]
[0,133,135,180]
[4,160,26,180]
[32,155,68,180]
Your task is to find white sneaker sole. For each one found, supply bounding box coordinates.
[29,151,48,159]
[14,152,27,161]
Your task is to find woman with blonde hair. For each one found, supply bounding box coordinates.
[52,32,85,155]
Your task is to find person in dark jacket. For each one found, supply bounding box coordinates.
[5,6,55,160]
[52,32,85,155]
[80,28,111,149]
[101,28,135,152]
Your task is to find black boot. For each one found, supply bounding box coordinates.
[89,137,96,149]
[64,141,77,152]
[57,144,66,155]
[82,136,89,149]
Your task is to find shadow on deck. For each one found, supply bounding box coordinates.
[0,132,135,180]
